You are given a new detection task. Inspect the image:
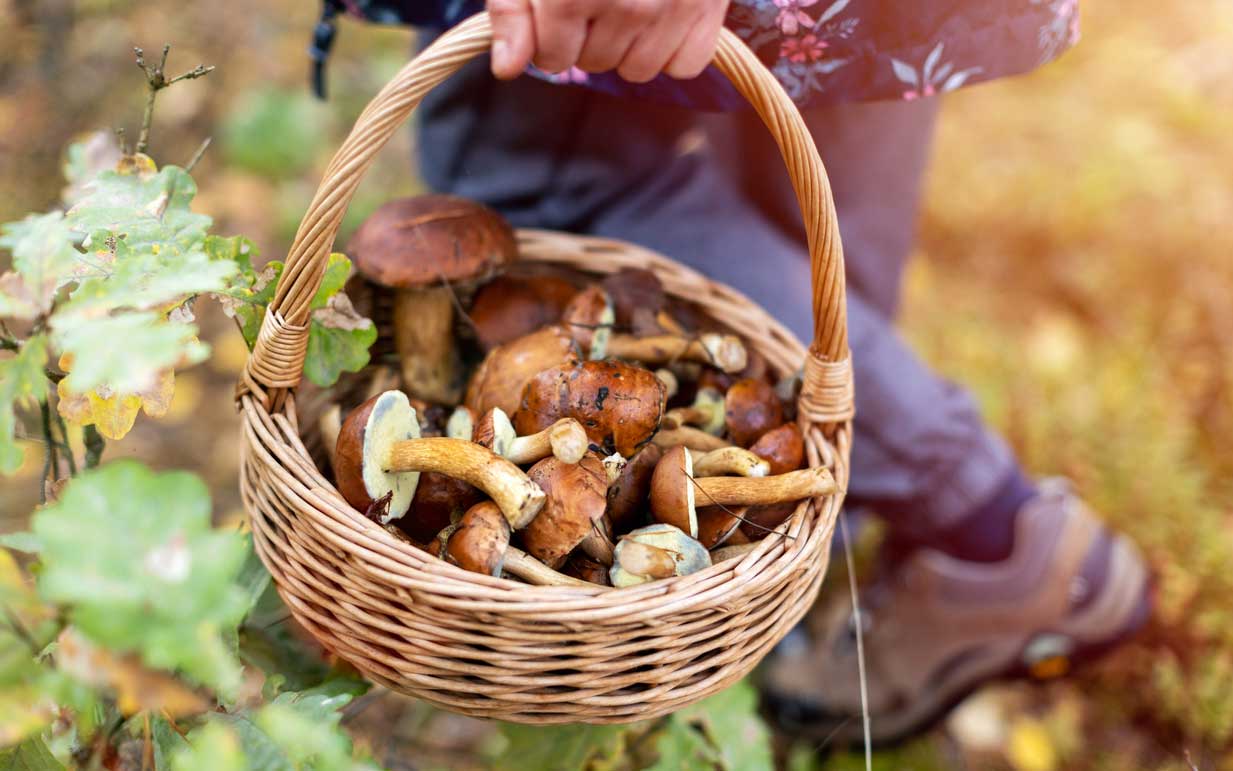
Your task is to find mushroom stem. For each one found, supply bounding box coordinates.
[384,437,546,528]
[506,418,589,465]
[607,333,747,373]
[688,447,769,478]
[691,466,835,507]
[503,546,595,587]
[652,426,731,452]
[654,369,679,400]
[664,387,725,435]
[393,287,464,404]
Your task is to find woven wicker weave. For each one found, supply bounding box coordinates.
[237,12,853,724]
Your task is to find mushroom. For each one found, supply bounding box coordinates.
[601,268,665,337]
[515,359,665,457]
[401,472,483,542]
[444,501,591,586]
[748,423,805,476]
[651,426,730,453]
[738,501,800,540]
[521,455,611,569]
[469,275,578,351]
[563,554,611,586]
[445,405,475,439]
[609,524,711,588]
[688,447,770,478]
[561,285,615,360]
[606,332,747,374]
[696,505,752,549]
[472,407,589,465]
[605,444,660,534]
[465,325,578,416]
[348,195,517,404]
[664,387,725,434]
[654,368,679,401]
[697,347,771,393]
[649,445,835,537]
[724,377,784,447]
[335,391,545,528]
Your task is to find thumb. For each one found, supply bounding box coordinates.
[488,0,535,79]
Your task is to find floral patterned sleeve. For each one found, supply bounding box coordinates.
[328,0,1080,110]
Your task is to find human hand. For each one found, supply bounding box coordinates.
[487,0,730,83]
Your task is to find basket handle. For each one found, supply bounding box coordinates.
[240,12,853,426]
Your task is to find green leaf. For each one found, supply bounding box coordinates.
[52,312,208,395]
[0,533,41,554]
[65,165,212,255]
[151,715,190,771]
[644,720,718,771]
[220,89,323,179]
[495,724,628,771]
[32,461,249,696]
[303,318,377,388]
[0,736,65,771]
[311,252,353,309]
[0,334,50,475]
[672,681,775,771]
[173,721,246,771]
[0,213,82,320]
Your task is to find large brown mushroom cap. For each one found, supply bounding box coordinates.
[465,325,578,416]
[649,445,697,537]
[748,423,805,476]
[514,359,665,457]
[446,501,512,576]
[400,472,483,542]
[601,268,665,337]
[724,378,784,447]
[606,444,661,533]
[469,275,578,351]
[521,455,609,569]
[347,195,516,289]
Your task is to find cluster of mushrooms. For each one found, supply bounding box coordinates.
[327,195,835,589]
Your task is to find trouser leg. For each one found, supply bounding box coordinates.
[415,58,1018,542]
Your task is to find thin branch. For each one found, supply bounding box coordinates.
[133,44,214,155]
[39,402,57,501]
[52,402,76,476]
[839,510,872,771]
[185,136,212,173]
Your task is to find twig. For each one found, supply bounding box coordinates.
[838,510,871,771]
[52,404,76,476]
[39,402,57,501]
[133,45,214,155]
[184,136,212,173]
[84,425,105,469]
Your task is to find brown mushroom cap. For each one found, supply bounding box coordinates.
[514,359,665,457]
[696,505,747,549]
[469,275,579,351]
[724,378,784,447]
[520,455,608,569]
[561,285,614,358]
[399,472,483,542]
[606,444,661,534]
[347,195,516,289]
[472,407,516,455]
[748,423,805,476]
[563,554,611,586]
[601,268,665,335]
[649,445,697,537]
[739,501,800,540]
[465,325,578,416]
[445,501,512,576]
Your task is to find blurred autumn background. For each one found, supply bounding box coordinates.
[3,0,1232,769]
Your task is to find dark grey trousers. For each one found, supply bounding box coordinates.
[415,57,1017,541]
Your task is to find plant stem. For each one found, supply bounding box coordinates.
[185,136,212,172]
[40,402,58,501]
[52,403,77,476]
[1,607,39,655]
[133,45,214,155]
[84,425,105,469]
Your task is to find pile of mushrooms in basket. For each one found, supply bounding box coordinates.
[324,194,836,589]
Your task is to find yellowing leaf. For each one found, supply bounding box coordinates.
[56,353,175,440]
[0,686,55,746]
[56,627,210,717]
[1007,717,1057,771]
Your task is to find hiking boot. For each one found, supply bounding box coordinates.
[760,479,1152,747]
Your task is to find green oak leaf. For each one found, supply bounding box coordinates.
[65,165,212,255]
[644,719,718,771]
[0,334,50,475]
[672,680,775,771]
[151,715,191,770]
[173,721,247,771]
[0,736,65,771]
[51,312,208,395]
[495,724,629,771]
[32,461,249,696]
[0,213,83,320]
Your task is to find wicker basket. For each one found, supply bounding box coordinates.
[236,12,854,725]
